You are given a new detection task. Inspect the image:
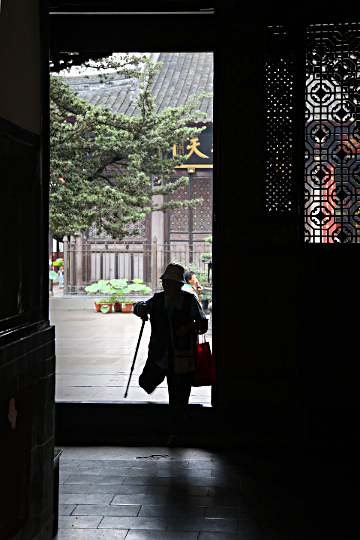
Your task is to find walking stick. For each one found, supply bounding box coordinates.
[124,319,145,398]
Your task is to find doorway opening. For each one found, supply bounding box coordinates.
[49,49,214,405]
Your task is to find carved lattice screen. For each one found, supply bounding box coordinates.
[305,23,360,243]
[266,55,294,211]
[192,176,212,232]
[169,180,189,232]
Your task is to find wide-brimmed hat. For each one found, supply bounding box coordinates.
[160,263,185,284]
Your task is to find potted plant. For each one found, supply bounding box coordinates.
[94,298,115,313]
[112,279,151,312]
[85,278,151,313]
[200,290,212,310]
[201,252,212,264]
[85,279,115,313]
[201,235,212,264]
[52,257,64,268]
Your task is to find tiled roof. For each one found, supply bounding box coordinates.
[65,52,213,122]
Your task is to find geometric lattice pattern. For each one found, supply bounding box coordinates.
[305,23,360,243]
[169,181,189,232]
[192,176,212,232]
[88,219,146,239]
[266,56,294,211]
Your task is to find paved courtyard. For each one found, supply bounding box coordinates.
[51,308,212,404]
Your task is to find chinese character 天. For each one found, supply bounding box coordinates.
[186,137,209,159]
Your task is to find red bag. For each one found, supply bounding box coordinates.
[193,336,215,387]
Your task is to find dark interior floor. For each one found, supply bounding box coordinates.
[54,444,357,540]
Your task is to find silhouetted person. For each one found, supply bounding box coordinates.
[134,263,208,446]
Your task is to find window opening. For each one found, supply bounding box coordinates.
[305,22,360,243]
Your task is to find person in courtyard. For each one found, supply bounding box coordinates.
[182,270,203,305]
[134,263,208,446]
[58,266,64,288]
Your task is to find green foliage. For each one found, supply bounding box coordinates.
[85,279,114,295]
[50,54,212,239]
[204,235,212,244]
[85,278,151,303]
[200,252,212,260]
[182,261,208,286]
[49,270,59,280]
[100,304,111,313]
[183,261,212,300]
[53,258,64,266]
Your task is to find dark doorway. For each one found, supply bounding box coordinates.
[50,12,216,429]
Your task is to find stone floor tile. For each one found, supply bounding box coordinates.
[55,529,128,539]
[211,469,243,479]
[146,485,209,497]
[61,459,82,466]
[118,469,157,477]
[86,484,129,494]
[59,484,91,494]
[186,461,213,469]
[126,532,198,540]
[100,467,155,476]
[167,518,238,533]
[56,387,100,400]
[56,366,119,377]
[56,375,114,386]
[51,309,211,403]
[78,459,135,468]
[138,506,206,519]
[208,486,242,497]
[58,515,103,528]
[205,506,250,520]
[122,477,153,486]
[59,447,220,462]
[111,494,175,506]
[185,486,210,497]
[180,477,241,488]
[165,496,241,508]
[72,504,141,517]
[59,493,115,505]
[144,485,182,496]
[150,461,189,469]
[65,474,126,484]
[149,477,184,486]
[59,504,77,516]
[59,474,71,484]
[61,466,103,475]
[198,534,266,540]
[132,462,169,469]
[98,516,169,530]
[94,485,150,496]
[155,468,213,478]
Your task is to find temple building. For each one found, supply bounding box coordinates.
[61,52,214,291]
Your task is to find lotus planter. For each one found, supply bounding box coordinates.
[94,302,113,313]
[116,302,134,313]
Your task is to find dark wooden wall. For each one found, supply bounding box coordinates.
[0,1,55,539]
[49,4,360,448]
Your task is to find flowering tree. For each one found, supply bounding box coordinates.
[50,54,210,239]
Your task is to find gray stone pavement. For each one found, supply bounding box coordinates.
[54,446,345,540]
[50,308,212,404]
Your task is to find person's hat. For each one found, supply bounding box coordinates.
[160,263,185,284]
